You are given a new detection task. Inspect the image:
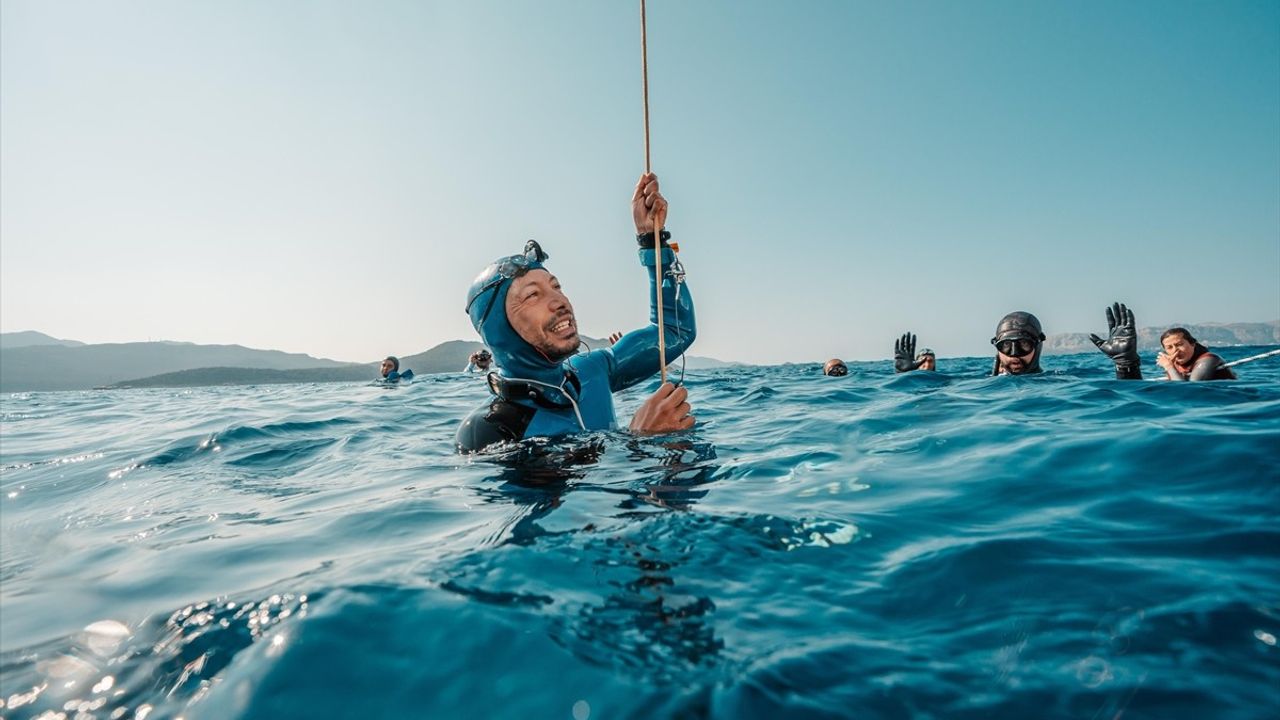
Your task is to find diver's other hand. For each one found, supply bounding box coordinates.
[1088,301,1139,366]
[609,331,623,346]
[1156,351,1174,372]
[631,172,668,235]
[894,332,924,373]
[468,351,480,364]
[629,382,694,434]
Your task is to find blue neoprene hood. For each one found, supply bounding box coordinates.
[465,249,565,384]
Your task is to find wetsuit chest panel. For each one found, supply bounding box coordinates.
[521,357,617,438]
[569,354,618,429]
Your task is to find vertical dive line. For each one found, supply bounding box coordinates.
[641,0,667,383]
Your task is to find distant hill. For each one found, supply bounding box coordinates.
[0,331,742,391]
[0,341,358,392]
[683,355,743,370]
[0,331,85,350]
[397,339,487,375]
[107,365,375,389]
[1044,320,1279,355]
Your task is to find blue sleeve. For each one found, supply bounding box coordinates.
[604,244,696,392]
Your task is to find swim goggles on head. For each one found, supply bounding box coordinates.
[992,337,1038,357]
[465,240,550,325]
[826,364,848,376]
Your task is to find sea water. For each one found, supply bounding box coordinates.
[2,349,1278,719]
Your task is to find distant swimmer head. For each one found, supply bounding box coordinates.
[823,358,848,377]
[469,347,494,370]
[465,240,577,378]
[381,356,399,378]
[991,311,1045,375]
[916,348,936,371]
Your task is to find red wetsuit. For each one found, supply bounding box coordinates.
[1170,344,1237,381]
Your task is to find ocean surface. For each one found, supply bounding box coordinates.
[2,348,1278,720]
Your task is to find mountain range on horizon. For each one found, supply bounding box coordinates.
[1,321,1275,392]
[0,331,738,392]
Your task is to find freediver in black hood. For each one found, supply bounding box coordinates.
[990,311,1047,376]
[987,303,1143,378]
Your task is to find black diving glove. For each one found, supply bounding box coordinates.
[1088,301,1142,380]
[894,332,924,373]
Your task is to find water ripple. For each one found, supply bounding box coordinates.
[1,349,1277,718]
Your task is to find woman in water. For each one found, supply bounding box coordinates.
[1156,328,1237,381]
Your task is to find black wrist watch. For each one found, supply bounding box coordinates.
[636,229,672,248]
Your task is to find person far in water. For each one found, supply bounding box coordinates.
[823,359,848,377]
[464,348,494,373]
[895,302,1145,380]
[455,173,697,453]
[1156,328,1236,381]
[379,356,414,383]
[893,333,936,373]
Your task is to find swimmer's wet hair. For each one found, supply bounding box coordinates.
[1160,328,1197,345]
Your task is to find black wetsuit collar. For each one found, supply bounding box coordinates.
[487,370,582,410]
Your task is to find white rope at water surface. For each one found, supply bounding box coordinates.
[1222,347,1280,369]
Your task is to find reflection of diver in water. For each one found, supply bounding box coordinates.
[459,436,724,678]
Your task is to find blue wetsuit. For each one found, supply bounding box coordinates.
[456,235,695,452]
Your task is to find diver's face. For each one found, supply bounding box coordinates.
[380,360,394,377]
[506,269,579,361]
[996,339,1037,374]
[919,356,936,371]
[1162,334,1195,364]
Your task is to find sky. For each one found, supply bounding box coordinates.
[2,0,1278,364]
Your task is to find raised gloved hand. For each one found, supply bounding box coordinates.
[1088,301,1142,379]
[894,332,924,373]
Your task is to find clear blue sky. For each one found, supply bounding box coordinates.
[3,0,1277,364]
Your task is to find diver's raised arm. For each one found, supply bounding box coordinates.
[607,173,696,392]
[1089,301,1142,380]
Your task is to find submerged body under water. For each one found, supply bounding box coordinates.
[2,349,1278,719]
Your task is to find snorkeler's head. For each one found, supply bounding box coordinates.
[991,311,1045,375]
[465,241,577,379]
[823,358,848,376]
[381,356,399,377]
